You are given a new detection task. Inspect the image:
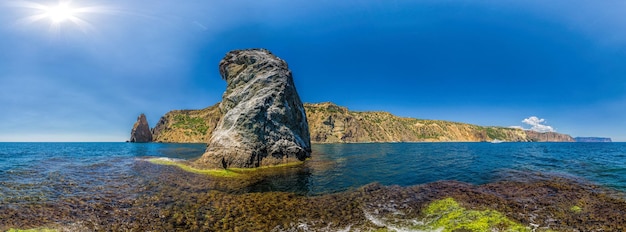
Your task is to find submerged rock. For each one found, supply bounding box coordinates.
[129,114,152,143]
[194,49,311,169]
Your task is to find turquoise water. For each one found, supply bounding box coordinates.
[306,142,626,193]
[1,142,625,201]
[2,142,626,230]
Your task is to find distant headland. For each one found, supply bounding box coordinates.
[131,101,586,144]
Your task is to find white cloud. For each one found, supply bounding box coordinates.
[521,116,555,132]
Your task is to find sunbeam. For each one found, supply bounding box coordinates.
[7,0,111,34]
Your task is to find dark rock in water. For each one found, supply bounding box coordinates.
[130,114,153,143]
[194,48,311,169]
[575,137,612,142]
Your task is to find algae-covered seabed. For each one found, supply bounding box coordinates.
[2,160,626,231]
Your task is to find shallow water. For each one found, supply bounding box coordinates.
[1,142,626,231]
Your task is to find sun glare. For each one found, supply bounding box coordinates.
[8,0,110,34]
[46,3,75,23]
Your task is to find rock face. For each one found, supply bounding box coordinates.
[194,49,311,169]
[151,102,578,144]
[152,104,221,143]
[525,131,574,142]
[130,114,153,143]
[305,102,531,142]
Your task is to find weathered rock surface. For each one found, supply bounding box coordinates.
[525,131,575,142]
[194,49,311,169]
[129,114,152,143]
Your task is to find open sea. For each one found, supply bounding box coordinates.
[1,142,626,231]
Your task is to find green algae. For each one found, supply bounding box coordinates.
[570,205,582,213]
[148,158,241,177]
[147,157,306,178]
[414,197,530,232]
[224,158,307,172]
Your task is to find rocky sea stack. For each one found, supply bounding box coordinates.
[194,49,311,169]
[129,114,152,143]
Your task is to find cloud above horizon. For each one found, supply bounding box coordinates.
[520,116,555,133]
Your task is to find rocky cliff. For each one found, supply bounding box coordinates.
[525,131,575,142]
[151,103,221,143]
[129,114,152,143]
[151,102,575,143]
[193,49,311,169]
[305,102,532,142]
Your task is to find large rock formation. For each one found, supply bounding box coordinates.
[193,49,311,169]
[129,114,153,143]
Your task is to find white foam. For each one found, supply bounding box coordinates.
[140,157,186,162]
[362,208,437,232]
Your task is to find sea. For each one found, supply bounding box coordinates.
[1,142,626,231]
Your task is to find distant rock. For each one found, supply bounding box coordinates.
[575,137,612,142]
[525,131,574,142]
[194,49,311,169]
[130,114,153,143]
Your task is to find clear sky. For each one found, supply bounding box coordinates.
[1,0,625,142]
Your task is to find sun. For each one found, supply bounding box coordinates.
[45,3,76,23]
[8,0,110,34]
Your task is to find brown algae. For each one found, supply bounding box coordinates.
[3,161,626,231]
[6,229,57,232]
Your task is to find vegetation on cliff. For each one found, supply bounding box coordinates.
[151,104,221,143]
[150,102,575,144]
[306,102,533,143]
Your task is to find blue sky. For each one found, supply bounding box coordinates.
[1,0,625,142]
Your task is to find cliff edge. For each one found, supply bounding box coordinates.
[151,102,576,143]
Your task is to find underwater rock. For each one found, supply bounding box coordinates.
[129,114,152,143]
[194,49,311,169]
